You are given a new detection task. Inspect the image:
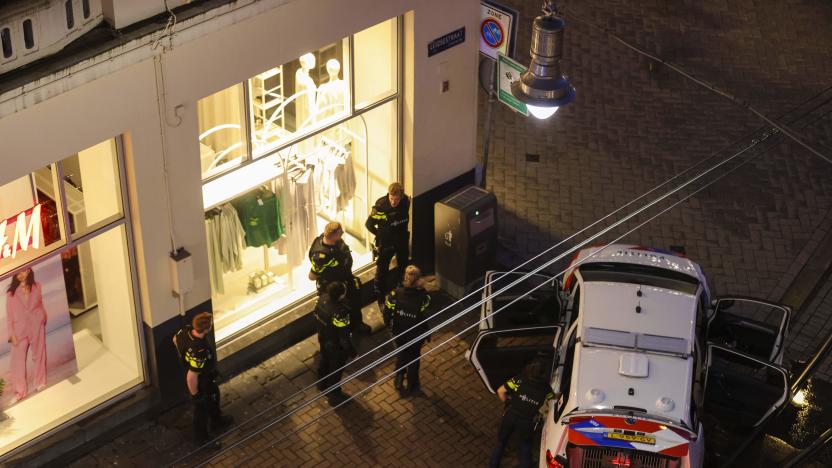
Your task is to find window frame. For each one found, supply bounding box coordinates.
[0,136,148,461]
[199,17,403,344]
[200,16,403,188]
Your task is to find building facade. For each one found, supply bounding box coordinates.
[0,0,479,461]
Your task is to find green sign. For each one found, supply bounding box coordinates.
[496,52,528,116]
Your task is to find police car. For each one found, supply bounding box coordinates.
[468,244,792,468]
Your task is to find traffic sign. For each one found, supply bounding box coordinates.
[480,1,518,60]
[481,19,504,49]
[496,52,528,116]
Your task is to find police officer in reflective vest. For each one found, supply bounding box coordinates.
[173,312,233,447]
[489,358,553,468]
[314,281,357,406]
[384,265,431,397]
[366,182,410,299]
[309,221,372,334]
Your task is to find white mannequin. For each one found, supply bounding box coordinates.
[294,53,318,131]
[316,59,347,120]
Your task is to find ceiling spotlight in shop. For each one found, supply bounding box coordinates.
[510,2,575,120]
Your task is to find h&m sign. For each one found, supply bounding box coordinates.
[0,204,43,261]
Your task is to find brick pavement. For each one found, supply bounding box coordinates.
[68,297,535,467]
[481,0,832,377]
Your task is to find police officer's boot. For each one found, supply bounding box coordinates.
[394,372,404,390]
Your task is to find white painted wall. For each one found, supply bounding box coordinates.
[101,0,185,30]
[0,0,479,332]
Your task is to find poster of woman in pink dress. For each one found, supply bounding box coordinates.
[0,256,77,409]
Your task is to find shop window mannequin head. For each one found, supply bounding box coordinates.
[299,53,316,73]
[326,59,340,82]
[295,53,318,130]
[316,58,347,120]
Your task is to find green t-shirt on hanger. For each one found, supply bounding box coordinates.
[232,188,285,248]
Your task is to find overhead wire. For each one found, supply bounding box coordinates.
[197,88,832,466]
[178,85,832,467]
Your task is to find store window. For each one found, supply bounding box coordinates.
[248,38,351,157]
[199,17,400,342]
[197,83,248,180]
[0,138,143,457]
[353,18,398,109]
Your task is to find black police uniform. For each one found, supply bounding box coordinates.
[384,285,430,393]
[308,234,367,332]
[489,376,553,468]
[174,325,226,444]
[365,194,410,296]
[314,294,356,405]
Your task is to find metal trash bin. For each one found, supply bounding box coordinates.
[434,185,498,299]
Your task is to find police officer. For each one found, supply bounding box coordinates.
[366,182,410,300]
[489,358,553,468]
[384,265,431,397]
[314,281,357,406]
[309,221,372,334]
[172,312,233,447]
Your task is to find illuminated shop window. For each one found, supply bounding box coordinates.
[197,83,249,180]
[0,138,143,456]
[198,17,401,342]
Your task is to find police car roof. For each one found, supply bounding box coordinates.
[568,272,699,427]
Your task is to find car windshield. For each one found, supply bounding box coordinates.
[579,262,699,295]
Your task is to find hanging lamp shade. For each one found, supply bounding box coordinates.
[510,14,575,119]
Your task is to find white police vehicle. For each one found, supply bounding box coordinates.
[469,244,792,468]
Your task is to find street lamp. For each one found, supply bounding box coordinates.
[510,3,575,119]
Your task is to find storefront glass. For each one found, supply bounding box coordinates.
[248,38,351,158]
[353,18,398,109]
[199,17,400,342]
[0,138,143,457]
[198,83,248,180]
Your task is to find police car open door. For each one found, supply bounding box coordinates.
[480,271,561,331]
[703,344,790,428]
[706,297,791,364]
[468,325,561,394]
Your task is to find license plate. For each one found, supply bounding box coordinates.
[606,432,656,445]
